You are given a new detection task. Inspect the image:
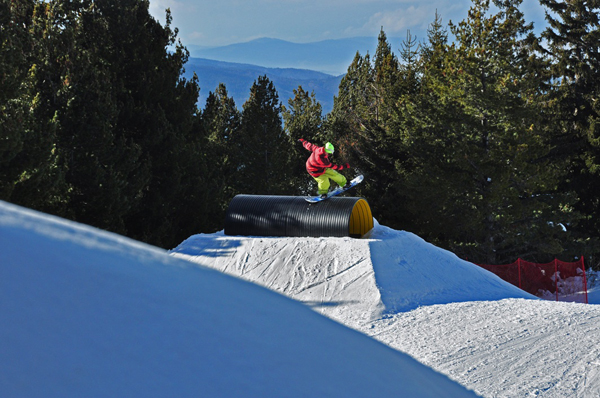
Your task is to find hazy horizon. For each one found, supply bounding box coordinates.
[149,0,547,49]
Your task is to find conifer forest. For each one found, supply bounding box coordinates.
[2,0,600,266]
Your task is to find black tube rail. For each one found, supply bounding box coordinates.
[224,195,374,238]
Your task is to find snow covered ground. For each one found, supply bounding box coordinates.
[173,220,600,398]
[0,201,478,397]
[3,199,600,398]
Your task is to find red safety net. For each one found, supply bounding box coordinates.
[478,258,588,303]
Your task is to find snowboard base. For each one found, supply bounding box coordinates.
[305,175,363,203]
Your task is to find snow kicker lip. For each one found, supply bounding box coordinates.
[224,195,373,238]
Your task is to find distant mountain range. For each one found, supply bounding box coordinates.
[184,58,343,114]
[187,37,406,76]
[184,37,407,114]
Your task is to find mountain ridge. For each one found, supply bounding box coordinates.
[184,57,343,113]
[184,36,411,113]
[187,36,406,75]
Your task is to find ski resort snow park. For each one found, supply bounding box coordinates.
[2,192,600,397]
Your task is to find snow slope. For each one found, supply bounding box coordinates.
[0,201,478,398]
[171,220,536,328]
[173,220,600,398]
[371,299,600,397]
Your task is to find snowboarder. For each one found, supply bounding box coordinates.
[299,139,351,198]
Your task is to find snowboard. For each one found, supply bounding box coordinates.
[305,175,364,203]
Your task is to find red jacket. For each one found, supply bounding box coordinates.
[300,139,348,177]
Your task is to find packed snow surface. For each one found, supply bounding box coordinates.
[0,201,477,398]
[172,220,600,398]
[4,197,600,398]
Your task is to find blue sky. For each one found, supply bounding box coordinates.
[149,0,548,48]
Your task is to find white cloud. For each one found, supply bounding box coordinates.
[149,0,196,23]
[332,1,469,40]
[189,31,206,40]
[362,2,467,35]
[368,7,430,31]
[149,0,549,47]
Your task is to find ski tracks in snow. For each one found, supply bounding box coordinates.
[173,234,385,326]
[171,228,600,398]
[367,299,600,398]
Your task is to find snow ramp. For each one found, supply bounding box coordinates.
[224,194,374,238]
[171,220,535,329]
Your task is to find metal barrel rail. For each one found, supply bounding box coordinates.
[224,195,373,238]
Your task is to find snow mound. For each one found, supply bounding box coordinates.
[171,220,535,328]
[172,219,600,398]
[0,201,478,398]
[366,222,536,312]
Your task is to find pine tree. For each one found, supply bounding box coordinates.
[282,86,324,195]
[421,10,448,68]
[10,0,202,247]
[234,75,289,195]
[201,83,241,227]
[389,18,449,235]
[413,0,575,263]
[374,28,401,106]
[363,30,412,227]
[374,29,423,228]
[101,2,202,246]
[540,0,600,263]
[1,0,67,213]
[327,31,421,225]
[0,0,34,199]
[329,52,375,142]
[327,52,375,191]
[53,0,142,233]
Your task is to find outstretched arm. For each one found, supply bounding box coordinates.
[299,138,317,152]
[330,162,351,172]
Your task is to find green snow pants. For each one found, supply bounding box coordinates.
[313,168,347,195]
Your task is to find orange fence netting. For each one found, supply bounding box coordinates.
[477,258,588,304]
